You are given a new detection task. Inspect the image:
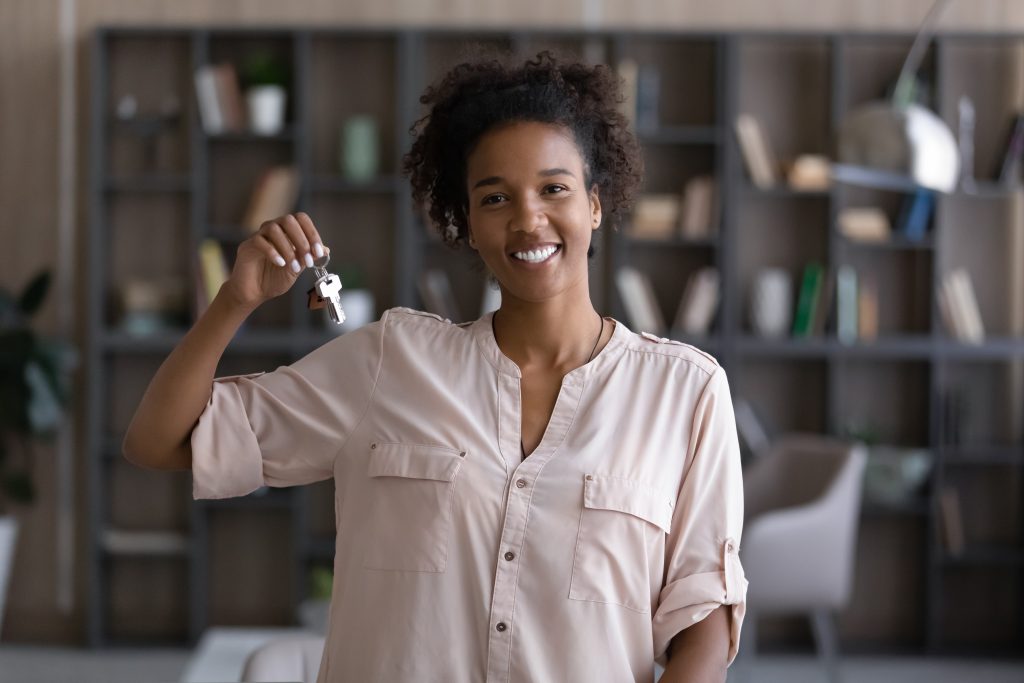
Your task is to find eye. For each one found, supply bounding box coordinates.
[481,193,507,206]
[545,184,568,194]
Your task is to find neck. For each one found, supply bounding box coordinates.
[492,293,603,372]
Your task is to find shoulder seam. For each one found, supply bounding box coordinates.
[621,344,717,376]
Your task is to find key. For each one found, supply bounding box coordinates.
[306,253,346,325]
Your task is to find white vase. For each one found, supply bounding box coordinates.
[246,85,287,135]
[0,515,19,638]
[750,268,793,338]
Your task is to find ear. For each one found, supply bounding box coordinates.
[589,184,602,230]
[467,224,477,250]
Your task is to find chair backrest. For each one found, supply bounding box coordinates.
[742,434,868,610]
[240,635,326,683]
[745,434,860,520]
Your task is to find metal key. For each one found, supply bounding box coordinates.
[306,253,346,325]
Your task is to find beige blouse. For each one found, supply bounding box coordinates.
[192,306,747,682]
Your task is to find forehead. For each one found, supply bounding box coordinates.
[466,121,585,178]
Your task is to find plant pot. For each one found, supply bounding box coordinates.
[246,85,287,136]
[297,598,330,634]
[0,515,19,638]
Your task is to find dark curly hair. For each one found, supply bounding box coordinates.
[402,50,643,258]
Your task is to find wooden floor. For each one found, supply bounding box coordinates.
[0,646,1022,683]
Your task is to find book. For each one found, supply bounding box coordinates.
[949,268,985,343]
[672,267,720,335]
[836,265,858,345]
[417,269,461,322]
[857,276,879,341]
[680,176,717,239]
[213,63,246,133]
[734,113,778,188]
[241,165,300,233]
[196,238,229,314]
[895,189,935,241]
[629,194,681,239]
[838,207,891,243]
[615,266,665,334]
[994,112,1024,185]
[194,65,224,135]
[810,267,835,336]
[791,263,824,337]
[939,273,972,342]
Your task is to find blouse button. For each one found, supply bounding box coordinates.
[496,622,508,632]
[726,541,735,553]
[585,474,593,481]
[515,479,527,488]
[504,551,515,561]
[370,443,376,449]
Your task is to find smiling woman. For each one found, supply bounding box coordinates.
[127,49,746,683]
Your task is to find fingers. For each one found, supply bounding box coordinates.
[254,234,287,268]
[295,212,327,260]
[258,213,326,273]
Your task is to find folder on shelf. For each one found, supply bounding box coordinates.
[196,238,229,317]
[792,263,824,337]
[734,113,778,188]
[241,165,301,233]
[672,267,719,336]
[680,175,717,239]
[615,266,665,334]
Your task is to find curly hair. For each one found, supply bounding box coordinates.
[402,50,644,256]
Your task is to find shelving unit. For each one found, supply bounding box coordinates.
[88,26,1023,653]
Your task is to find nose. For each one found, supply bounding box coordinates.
[508,195,548,233]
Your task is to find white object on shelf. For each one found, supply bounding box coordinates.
[247,85,287,136]
[181,626,317,683]
[750,268,792,338]
[0,516,18,638]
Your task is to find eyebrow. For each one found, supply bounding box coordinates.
[471,168,576,190]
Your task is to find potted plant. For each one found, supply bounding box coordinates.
[240,52,290,136]
[0,271,76,636]
[297,565,333,634]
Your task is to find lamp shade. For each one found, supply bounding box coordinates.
[835,101,960,193]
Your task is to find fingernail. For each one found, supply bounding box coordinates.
[304,253,314,268]
[273,253,286,267]
[290,259,301,273]
[314,243,324,258]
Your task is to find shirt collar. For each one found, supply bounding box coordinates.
[470,310,630,379]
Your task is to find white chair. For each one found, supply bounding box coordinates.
[240,635,326,683]
[738,434,867,683]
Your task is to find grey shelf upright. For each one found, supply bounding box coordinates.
[88,25,1024,654]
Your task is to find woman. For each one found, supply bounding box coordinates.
[124,51,746,682]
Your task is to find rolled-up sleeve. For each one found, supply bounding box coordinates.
[191,310,388,500]
[652,365,748,667]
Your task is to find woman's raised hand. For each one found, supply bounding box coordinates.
[222,212,330,309]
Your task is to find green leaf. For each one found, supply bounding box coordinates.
[0,329,35,369]
[2,470,35,505]
[17,271,50,317]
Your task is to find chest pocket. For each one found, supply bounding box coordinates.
[362,442,466,572]
[569,474,674,612]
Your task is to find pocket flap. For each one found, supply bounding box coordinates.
[367,442,466,482]
[583,475,674,534]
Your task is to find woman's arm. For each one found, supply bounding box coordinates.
[122,212,329,471]
[659,605,731,683]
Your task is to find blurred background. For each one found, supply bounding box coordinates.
[1,1,1023,681]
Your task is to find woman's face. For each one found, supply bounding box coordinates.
[465,121,602,305]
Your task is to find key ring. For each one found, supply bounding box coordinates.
[312,252,331,281]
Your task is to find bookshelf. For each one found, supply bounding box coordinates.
[88,27,1024,653]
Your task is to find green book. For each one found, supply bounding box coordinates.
[792,263,824,337]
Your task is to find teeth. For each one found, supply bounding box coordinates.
[513,245,558,262]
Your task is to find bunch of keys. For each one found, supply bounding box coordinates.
[306,253,346,325]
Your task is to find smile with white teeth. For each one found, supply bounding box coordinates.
[512,245,560,263]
